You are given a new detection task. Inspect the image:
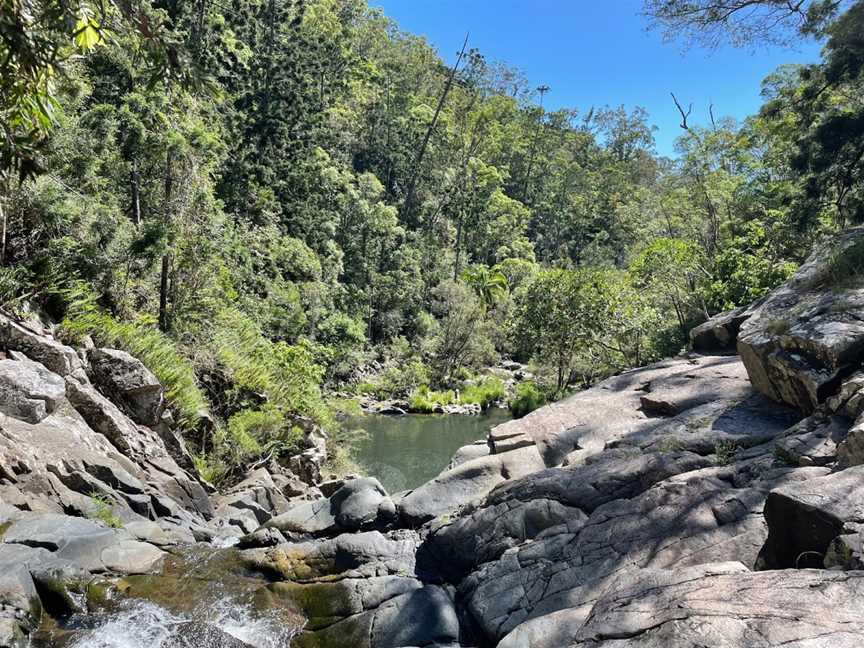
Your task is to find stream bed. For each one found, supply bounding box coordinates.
[346,408,512,492]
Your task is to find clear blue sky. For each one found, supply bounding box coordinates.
[371,1,823,157]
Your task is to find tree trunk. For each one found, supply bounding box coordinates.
[159,152,174,332]
[131,159,142,226]
[400,34,469,222]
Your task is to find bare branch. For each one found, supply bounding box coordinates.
[671,92,693,130]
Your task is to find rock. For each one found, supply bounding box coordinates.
[774,412,849,466]
[87,347,165,427]
[423,449,711,579]
[215,468,291,525]
[738,227,864,414]
[265,477,394,537]
[459,475,772,643]
[689,306,751,351]
[333,477,393,529]
[828,370,864,418]
[289,428,327,485]
[273,577,459,648]
[242,530,418,581]
[487,355,764,467]
[826,532,864,570]
[0,312,81,376]
[0,357,65,423]
[837,413,864,467]
[100,539,166,574]
[759,465,864,569]
[398,444,546,526]
[0,560,41,648]
[571,562,864,647]
[3,514,119,572]
[448,440,490,468]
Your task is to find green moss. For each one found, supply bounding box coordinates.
[714,440,740,466]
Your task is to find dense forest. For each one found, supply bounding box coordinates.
[1,0,862,483]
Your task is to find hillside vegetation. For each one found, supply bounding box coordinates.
[2,0,863,481]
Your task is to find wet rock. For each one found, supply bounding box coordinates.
[0,560,41,648]
[0,357,65,424]
[759,465,864,569]
[571,562,864,647]
[274,577,459,648]
[174,622,255,648]
[242,530,418,581]
[738,227,864,414]
[87,348,165,427]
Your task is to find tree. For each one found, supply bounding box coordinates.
[643,0,843,48]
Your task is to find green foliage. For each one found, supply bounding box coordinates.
[408,386,455,413]
[713,440,740,466]
[87,493,123,529]
[460,377,506,409]
[59,286,207,429]
[508,381,546,419]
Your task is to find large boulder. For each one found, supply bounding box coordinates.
[0,357,65,423]
[265,477,395,537]
[0,312,81,377]
[423,449,710,579]
[87,347,165,427]
[689,305,751,351]
[241,530,419,581]
[738,227,864,414]
[759,465,864,569]
[458,474,773,643]
[486,355,768,467]
[397,444,545,526]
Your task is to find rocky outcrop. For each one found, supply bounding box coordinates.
[570,562,864,647]
[0,356,65,423]
[738,227,864,413]
[689,305,751,351]
[265,477,395,537]
[87,347,166,427]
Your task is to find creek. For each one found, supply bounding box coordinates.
[346,408,513,492]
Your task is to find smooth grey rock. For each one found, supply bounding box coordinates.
[760,465,864,569]
[424,450,709,578]
[87,347,164,426]
[459,475,771,643]
[0,358,65,423]
[488,355,765,467]
[333,477,392,529]
[3,514,117,572]
[100,539,165,574]
[398,444,545,526]
[571,562,864,647]
[242,530,418,581]
[838,413,864,467]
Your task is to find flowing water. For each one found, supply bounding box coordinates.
[31,547,304,648]
[30,412,510,646]
[346,408,512,492]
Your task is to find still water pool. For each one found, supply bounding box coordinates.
[345,409,513,493]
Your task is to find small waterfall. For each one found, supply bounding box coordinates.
[66,598,299,648]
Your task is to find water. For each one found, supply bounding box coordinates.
[346,409,512,492]
[32,547,304,648]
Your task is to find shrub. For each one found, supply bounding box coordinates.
[508,381,546,418]
[461,377,506,409]
[58,284,207,429]
[408,385,455,413]
[88,493,123,528]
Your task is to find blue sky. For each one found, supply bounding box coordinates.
[371,1,823,157]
